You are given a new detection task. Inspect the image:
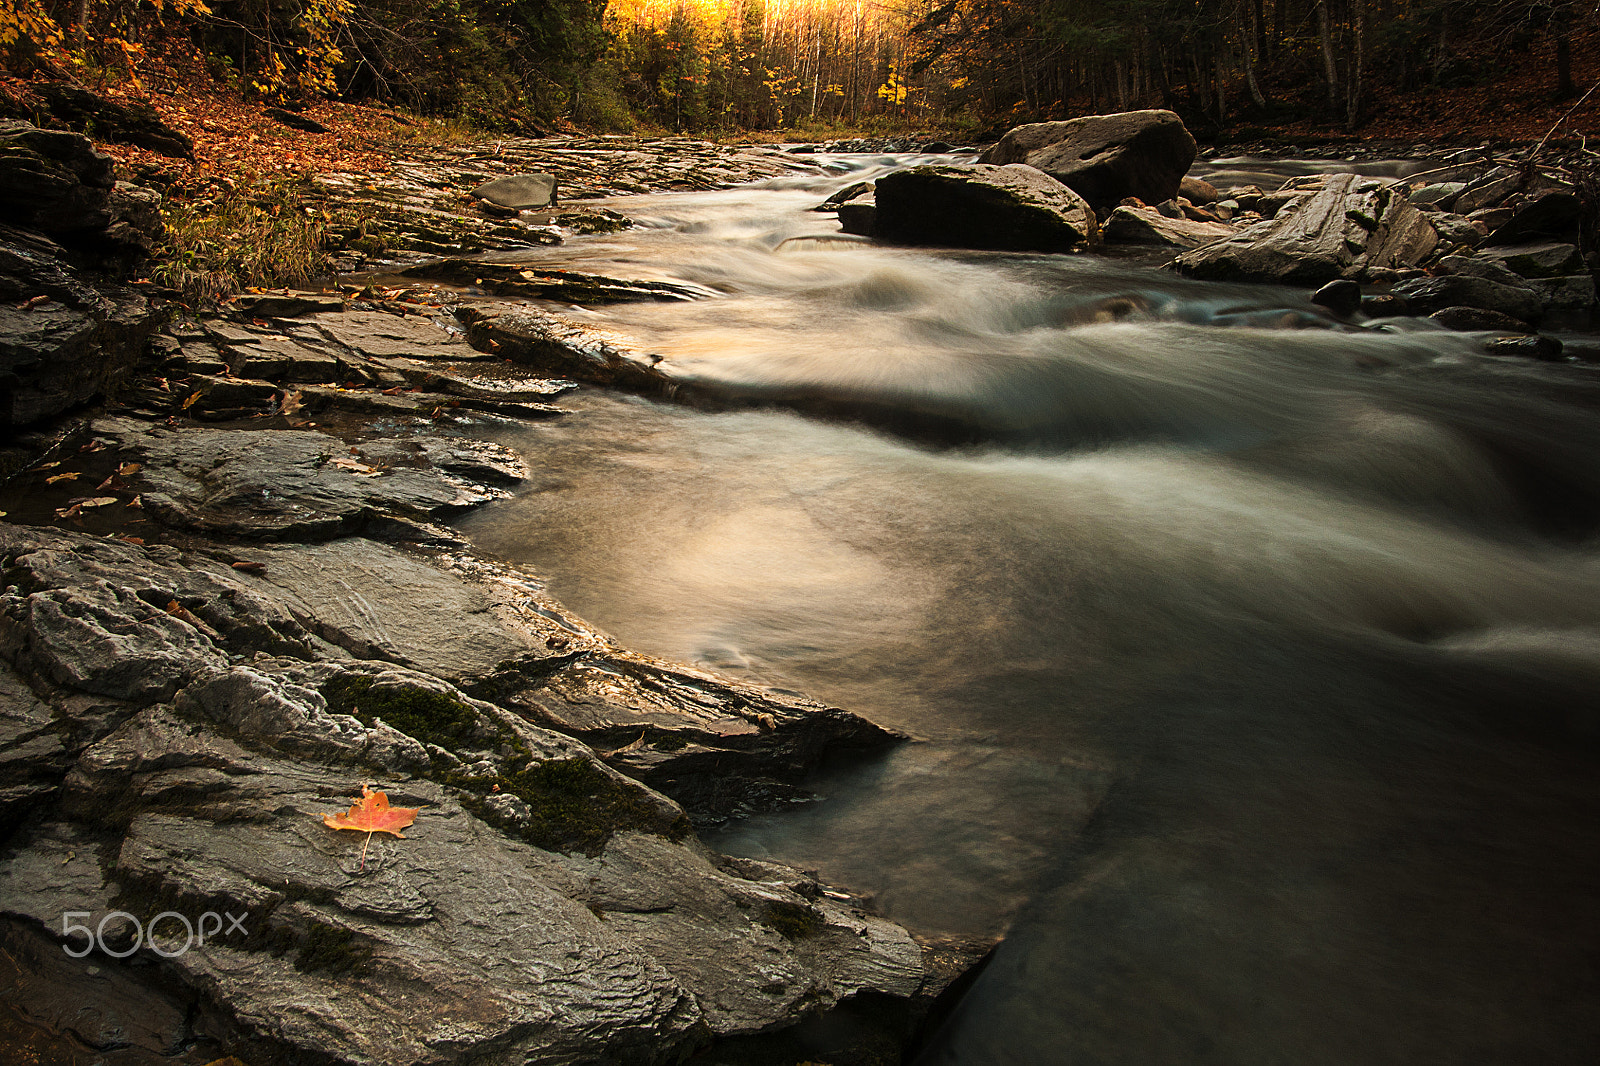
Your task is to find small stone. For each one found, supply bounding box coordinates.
[1311,279,1362,316]
[1482,334,1564,360]
[1428,306,1532,332]
[1361,293,1408,316]
[470,172,558,209]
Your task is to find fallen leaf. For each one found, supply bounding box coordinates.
[182,391,202,409]
[118,462,143,476]
[54,504,82,520]
[329,456,380,476]
[19,294,51,310]
[165,599,220,638]
[45,472,81,484]
[127,495,143,509]
[231,560,267,574]
[35,461,60,470]
[118,536,145,545]
[77,497,120,508]
[602,731,648,757]
[279,389,304,416]
[322,784,420,871]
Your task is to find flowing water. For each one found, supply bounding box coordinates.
[455,156,1600,1063]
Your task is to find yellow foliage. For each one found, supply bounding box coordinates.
[0,0,63,49]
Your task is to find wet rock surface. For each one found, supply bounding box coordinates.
[0,223,161,432]
[0,512,920,1063]
[0,130,953,1058]
[307,136,823,266]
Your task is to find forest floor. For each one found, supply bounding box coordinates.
[4,27,1598,195]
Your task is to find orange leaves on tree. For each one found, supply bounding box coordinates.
[321,784,419,871]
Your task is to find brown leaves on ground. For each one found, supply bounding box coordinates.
[0,37,436,189]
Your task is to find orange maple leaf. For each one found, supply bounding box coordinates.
[322,784,419,871]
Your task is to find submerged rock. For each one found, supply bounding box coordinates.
[873,163,1097,252]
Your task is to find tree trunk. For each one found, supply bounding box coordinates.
[1317,0,1339,112]
[1556,6,1574,97]
[1246,0,1268,107]
[1214,46,1227,121]
[1346,0,1364,128]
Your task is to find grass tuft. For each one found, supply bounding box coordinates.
[151,177,375,304]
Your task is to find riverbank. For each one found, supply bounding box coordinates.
[0,119,1005,1065]
[3,99,1598,1063]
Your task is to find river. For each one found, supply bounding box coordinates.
[454,155,1600,1064]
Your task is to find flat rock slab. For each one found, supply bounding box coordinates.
[400,259,719,304]
[457,303,675,391]
[873,163,1097,253]
[227,537,572,681]
[306,308,483,361]
[94,417,497,540]
[0,518,924,1064]
[233,291,347,317]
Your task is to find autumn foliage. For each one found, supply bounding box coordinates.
[323,784,419,871]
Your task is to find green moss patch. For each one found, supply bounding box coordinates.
[449,757,686,855]
[321,675,480,751]
[761,900,823,940]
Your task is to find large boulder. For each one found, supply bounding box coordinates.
[979,110,1197,210]
[1485,190,1582,247]
[0,120,163,266]
[0,120,116,237]
[1169,174,1438,285]
[872,163,1097,252]
[1476,241,1585,278]
[0,224,160,432]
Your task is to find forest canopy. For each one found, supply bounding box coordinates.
[0,0,1589,133]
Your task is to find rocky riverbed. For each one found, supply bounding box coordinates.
[2,106,1598,1065]
[0,122,984,1066]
